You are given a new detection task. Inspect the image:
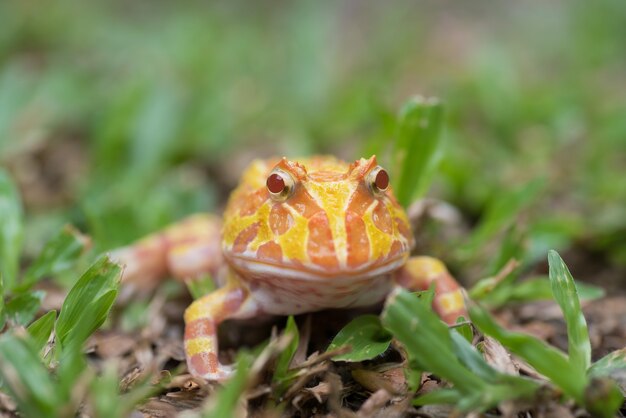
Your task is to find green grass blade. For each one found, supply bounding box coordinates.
[27,310,57,354]
[589,348,626,380]
[186,274,216,300]
[588,349,626,412]
[19,225,89,291]
[0,169,24,290]
[89,362,124,418]
[4,290,45,326]
[56,257,121,348]
[584,377,624,418]
[507,277,604,304]
[461,180,542,258]
[89,361,161,418]
[56,344,89,404]
[202,353,253,418]
[454,317,473,343]
[476,276,605,308]
[0,274,5,329]
[393,96,444,207]
[65,289,118,349]
[273,316,300,384]
[382,289,487,394]
[327,314,392,362]
[485,226,526,277]
[0,334,59,417]
[548,250,591,372]
[413,388,463,406]
[450,328,540,398]
[449,330,498,382]
[469,302,587,403]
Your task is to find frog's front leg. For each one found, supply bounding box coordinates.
[393,256,467,324]
[184,274,259,380]
[109,214,226,291]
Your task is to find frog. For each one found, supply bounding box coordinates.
[110,156,466,380]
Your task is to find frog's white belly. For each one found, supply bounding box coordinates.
[242,273,393,315]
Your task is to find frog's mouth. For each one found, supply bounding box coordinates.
[226,253,408,282]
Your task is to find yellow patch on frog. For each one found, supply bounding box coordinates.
[247,203,273,251]
[241,159,273,190]
[222,203,271,250]
[222,214,252,248]
[438,289,465,314]
[184,299,210,322]
[277,205,310,263]
[363,200,393,261]
[404,256,447,282]
[390,201,411,236]
[186,338,213,356]
[303,180,356,267]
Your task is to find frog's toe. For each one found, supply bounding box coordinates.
[187,355,234,381]
[200,365,234,382]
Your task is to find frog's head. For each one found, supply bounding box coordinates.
[222,156,413,280]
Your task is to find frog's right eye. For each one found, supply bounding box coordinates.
[266,169,294,201]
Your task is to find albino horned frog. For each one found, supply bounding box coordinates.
[111,156,466,380]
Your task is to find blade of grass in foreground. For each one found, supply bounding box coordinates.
[27,309,57,353]
[469,301,587,403]
[55,256,121,349]
[201,353,253,418]
[382,289,486,395]
[548,250,591,372]
[383,289,538,412]
[0,334,58,417]
[589,348,626,381]
[272,315,300,394]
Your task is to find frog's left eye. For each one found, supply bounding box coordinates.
[366,166,389,195]
[266,169,294,201]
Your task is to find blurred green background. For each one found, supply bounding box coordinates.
[1,0,625,283]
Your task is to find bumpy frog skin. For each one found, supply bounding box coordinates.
[111,156,466,380]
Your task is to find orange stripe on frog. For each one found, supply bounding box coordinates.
[307,211,339,270]
[290,189,325,219]
[256,241,283,263]
[184,318,216,340]
[189,352,219,376]
[239,189,269,217]
[233,222,260,253]
[269,205,293,235]
[388,240,404,258]
[346,184,374,216]
[345,211,370,268]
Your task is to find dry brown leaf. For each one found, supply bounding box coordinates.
[481,336,518,375]
[351,365,406,395]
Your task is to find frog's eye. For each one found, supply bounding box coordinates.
[266,169,294,201]
[366,166,389,196]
